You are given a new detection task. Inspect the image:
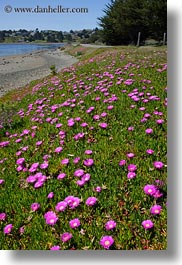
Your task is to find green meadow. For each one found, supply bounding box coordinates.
[0,46,167,250]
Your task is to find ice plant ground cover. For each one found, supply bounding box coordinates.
[0,46,167,250]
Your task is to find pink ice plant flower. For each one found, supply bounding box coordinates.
[142,220,154,229]
[150,205,162,215]
[57,173,66,179]
[81,173,90,182]
[16,158,25,165]
[94,186,102,193]
[86,197,97,206]
[50,246,60,250]
[145,128,153,134]
[74,169,84,177]
[4,224,13,234]
[47,192,54,199]
[127,172,136,179]
[69,197,81,209]
[44,211,58,226]
[143,184,157,196]
[55,201,67,212]
[146,149,154,155]
[119,160,126,166]
[156,119,164,124]
[76,179,85,187]
[85,150,93,155]
[69,218,80,229]
[0,213,6,221]
[127,153,135,158]
[40,162,49,169]
[0,179,4,185]
[61,158,69,165]
[127,164,137,172]
[55,147,63,153]
[29,162,39,173]
[99,123,108,128]
[83,159,94,167]
[153,161,164,169]
[105,220,116,230]
[61,232,72,242]
[31,203,40,211]
[100,236,114,249]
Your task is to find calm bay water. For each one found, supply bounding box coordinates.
[0,43,64,57]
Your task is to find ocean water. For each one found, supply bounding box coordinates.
[0,43,64,57]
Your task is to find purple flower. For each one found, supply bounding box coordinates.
[61,158,69,165]
[85,150,93,155]
[146,149,154,155]
[81,122,88,127]
[69,218,80,229]
[47,192,54,199]
[127,164,137,172]
[142,220,154,229]
[119,160,126,166]
[128,126,134,131]
[153,190,163,198]
[82,173,90,182]
[0,212,6,221]
[0,179,4,185]
[69,197,81,209]
[26,175,37,183]
[101,112,107,117]
[55,147,63,153]
[156,119,164,124]
[100,236,114,249]
[143,184,157,196]
[153,161,164,169]
[40,162,48,169]
[29,162,39,173]
[145,128,153,134]
[127,172,136,179]
[83,159,94,167]
[4,224,13,234]
[93,115,100,121]
[105,220,116,230]
[16,158,25,165]
[19,226,25,234]
[73,157,81,164]
[107,105,114,110]
[64,195,75,206]
[61,232,72,242]
[127,153,135,158]
[55,201,67,212]
[44,211,58,226]
[50,245,60,250]
[74,169,84,177]
[86,197,97,206]
[150,205,162,215]
[99,123,108,128]
[31,203,40,211]
[76,180,85,187]
[57,173,66,179]
[94,186,102,192]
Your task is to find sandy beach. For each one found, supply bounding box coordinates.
[0,48,78,97]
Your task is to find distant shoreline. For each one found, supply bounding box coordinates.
[0,42,66,57]
[0,47,78,97]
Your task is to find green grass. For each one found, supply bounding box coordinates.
[0,46,167,250]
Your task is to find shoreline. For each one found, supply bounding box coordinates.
[0,47,78,98]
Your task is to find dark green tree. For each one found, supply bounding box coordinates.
[98,0,167,45]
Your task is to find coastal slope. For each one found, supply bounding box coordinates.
[0,49,78,97]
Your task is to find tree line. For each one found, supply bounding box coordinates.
[98,0,167,45]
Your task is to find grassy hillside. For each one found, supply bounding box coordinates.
[0,46,167,250]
